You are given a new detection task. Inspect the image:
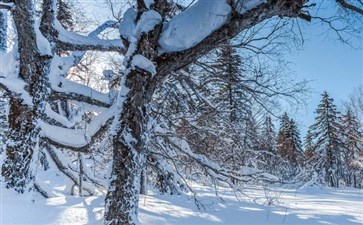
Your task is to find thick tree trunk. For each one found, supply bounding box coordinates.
[103,2,167,223]
[104,69,151,225]
[1,98,38,192]
[2,0,52,193]
[104,141,144,225]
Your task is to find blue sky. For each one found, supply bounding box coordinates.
[288,22,363,136]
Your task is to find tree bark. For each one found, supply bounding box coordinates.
[1,0,52,193]
[0,9,7,52]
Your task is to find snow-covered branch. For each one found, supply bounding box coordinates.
[54,20,125,53]
[40,107,115,152]
[155,0,310,77]
[155,134,279,183]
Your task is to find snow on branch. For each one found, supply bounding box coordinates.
[40,106,115,152]
[49,88,112,108]
[53,20,125,53]
[157,134,279,183]
[48,62,112,107]
[156,0,310,77]
[0,1,13,10]
[0,51,33,105]
[158,0,232,53]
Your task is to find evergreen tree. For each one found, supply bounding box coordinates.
[340,109,363,187]
[241,110,260,150]
[306,91,344,187]
[259,116,276,151]
[276,113,303,166]
[211,42,251,123]
[304,129,314,163]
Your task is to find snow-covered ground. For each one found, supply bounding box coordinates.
[1,183,362,225]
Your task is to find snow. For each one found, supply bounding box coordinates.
[158,0,232,53]
[144,0,154,9]
[44,104,76,128]
[39,105,114,148]
[0,51,33,105]
[119,8,137,42]
[1,183,363,225]
[54,20,123,50]
[134,10,161,37]
[131,54,157,75]
[48,54,112,106]
[158,0,266,53]
[234,0,266,14]
[35,20,52,56]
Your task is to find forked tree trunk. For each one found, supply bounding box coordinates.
[103,2,169,223]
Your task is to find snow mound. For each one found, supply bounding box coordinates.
[158,0,232,53]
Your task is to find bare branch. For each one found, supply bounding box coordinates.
[336,0,363,16]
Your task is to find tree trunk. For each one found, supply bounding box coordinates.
[2,0,52,193]
[0,10,7,52]
[140,167,147,195]
[1,98,38,193]
[78,152,84,197]
[104,141,144,225]
[104,68,151,224]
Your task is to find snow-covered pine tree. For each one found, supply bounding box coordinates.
[340,109,363,187]
[304,129,314,163]
[306,91,344,187]
[254,115,279,174]
[259,116,276,152]
[211,42,250,123]
[276,113,303,167]
[289,119,304,165]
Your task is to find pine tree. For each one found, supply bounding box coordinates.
[304,129,314,162]
[306,91,344,187]
[340,109,363,187]
[259,116,276,151]
[276,113,303,166]
[211,42,251,123]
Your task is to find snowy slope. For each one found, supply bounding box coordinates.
[1,183,362,225]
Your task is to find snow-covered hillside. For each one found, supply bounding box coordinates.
[1,183,362,225]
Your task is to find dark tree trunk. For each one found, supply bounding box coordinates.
[2,98,37,192]
[1,0,52,193]
[104,141,145,225]
[0,10,7,52]
[140,168,147,195]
